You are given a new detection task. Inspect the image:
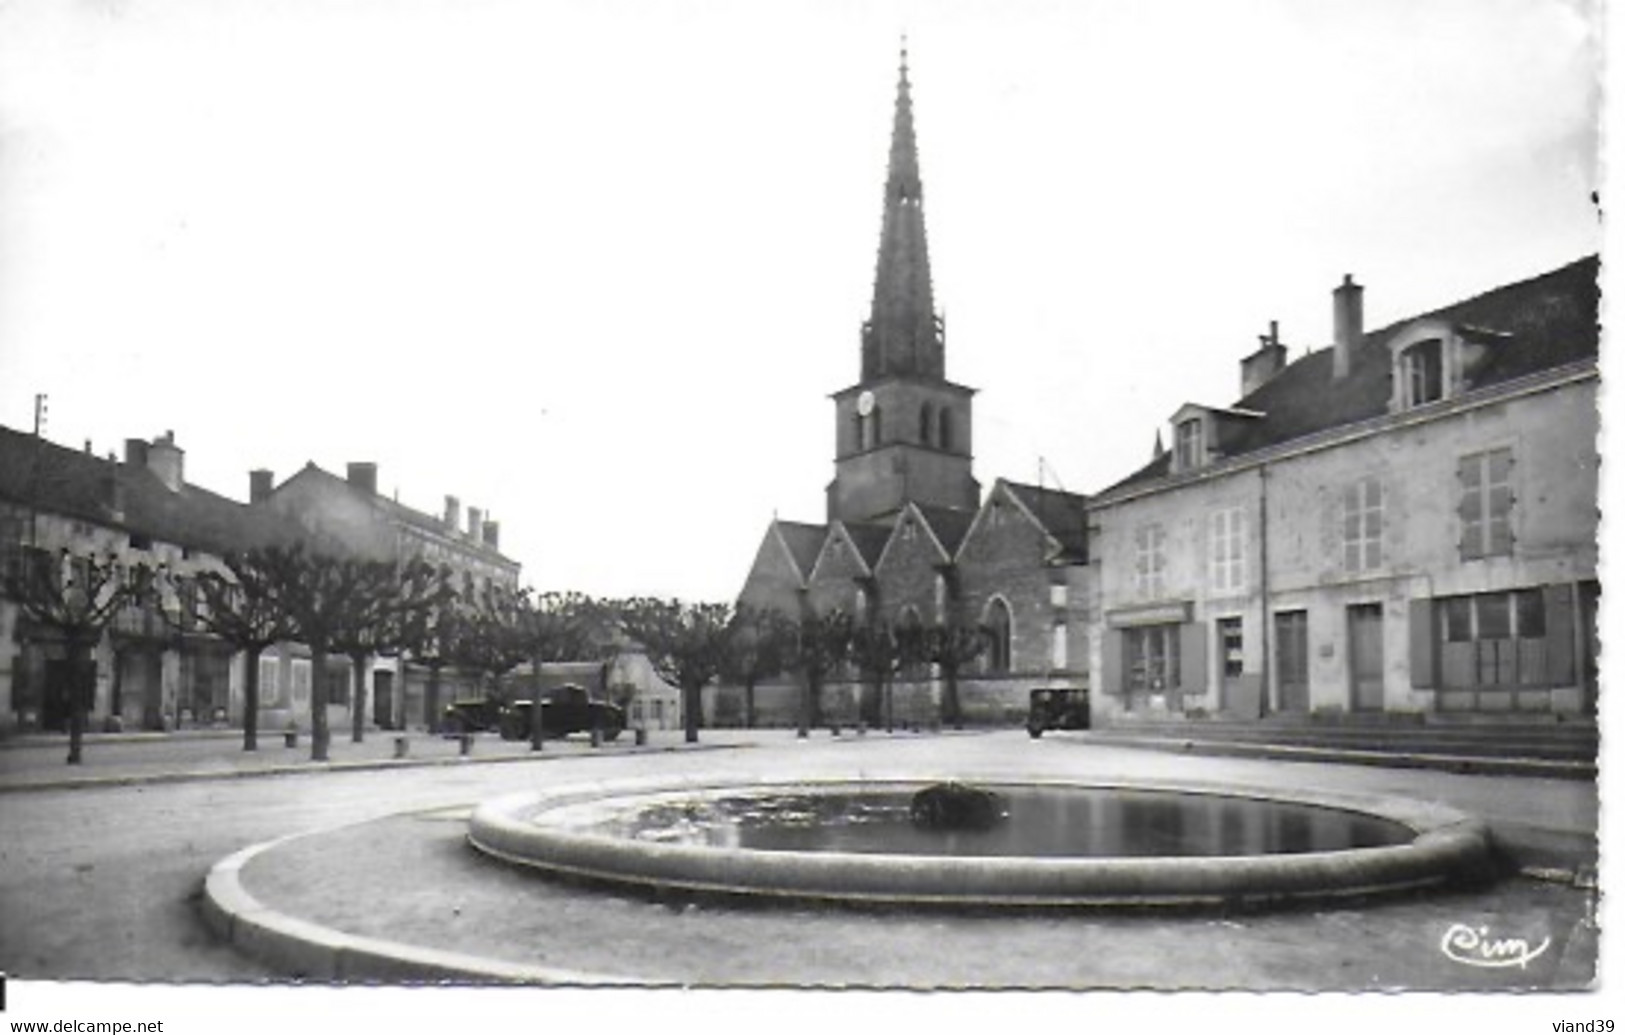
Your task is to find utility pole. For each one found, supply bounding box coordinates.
[28,393,47,549]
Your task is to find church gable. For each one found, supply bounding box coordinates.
[873,505,950,623]
[956,480,1058,570]
[805,524,873,616]
[737,520,820,614]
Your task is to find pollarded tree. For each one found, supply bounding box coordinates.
[1,547,143,764]
[447,581,531,711]
[849,619,904,732]
[330,558,450,744]
[516,590,597,750]
[781,608,851,737]
[174,550,295,751]
[723,605,794,729]
[923,622,986,730]
[261,543,401,762]
[617,597,734,744]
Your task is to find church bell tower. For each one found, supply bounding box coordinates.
[827,45,979,524]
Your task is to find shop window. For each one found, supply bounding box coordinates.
[1437,589,1547,690]
[1124,624,1180,692]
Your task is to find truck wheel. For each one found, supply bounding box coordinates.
[1027,726,1044,739]
[601,723,623,742]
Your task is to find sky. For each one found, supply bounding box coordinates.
[0,0,1602,604]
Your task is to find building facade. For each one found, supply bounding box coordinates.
[1088,258,1600,722]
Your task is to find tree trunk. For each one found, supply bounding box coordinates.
[425,662,442,733]
[242,645,262,751]
[310,645,330,762]
[884,677,894,733]
[943,662,962,729]
[684,681,699,743]
[530,655,545,752]
[744,675,757,729]
[66,640,92,765]
[350,652,368,744]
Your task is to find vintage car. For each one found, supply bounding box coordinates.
[1026,687,1090,738]
[495,683,626,742]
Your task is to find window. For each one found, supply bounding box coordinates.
[1342,476,1383,573]
[1459,448,1513,559]
[259,657,281,704]
[1124,624,1180,692]
[291,659,312,706]
[1175,418,1203,470]
[1400,339,1444,406]
[919,404,933,446]
[1218,617,1243,678]
[1051,622,1068,670]
[1437,589,1547,689]
[981,599,1012,673]
[1134,524,1167,599]
[939,409,954,451]
[1209,506,1245,593]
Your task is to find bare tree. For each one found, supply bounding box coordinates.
[617,597,734,744]
[330,559,450,744]
[516,590,597,750]
[723,605,794,729]
[781,608,852,737]
[174,551,294,751]
[849,619,904,732]
[924,622,986,730]
[1,547,143,764]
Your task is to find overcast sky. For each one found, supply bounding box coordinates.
[0,0,1602,603]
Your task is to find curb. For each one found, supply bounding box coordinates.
[0,740,755,795]
[201,825,647,985]
[1075,734,1596,780]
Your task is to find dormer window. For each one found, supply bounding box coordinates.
[1401,338,1444,406]
[1175,418,1203,471]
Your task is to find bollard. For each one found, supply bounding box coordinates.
[458,733,473,757]
[830,725,840,737]
[590,726,603,748]
[392,735,410,760]
[284,730,298,749]
[634,727,648,747]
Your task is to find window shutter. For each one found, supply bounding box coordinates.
[1545,583,1576,686]
[1178,621,1208,696]
[1409,599,1436,689]
[1102,628,1124,695]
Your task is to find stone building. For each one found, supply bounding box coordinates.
[0,428,292,732]
[1087,257,1600,722]
[729,49,1092,726]
[253,461,521,731]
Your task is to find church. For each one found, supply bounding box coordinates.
[727,48,1093,728]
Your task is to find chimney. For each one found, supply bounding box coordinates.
[346,461,378,496]
[250,469,274,504]
[1333,274,1363,381]
[482,520,500,550]
[1240,319,1289,397]
[443,495,461,531]
[124,438,150,468]
[104,457,125,519]
[467,506,484,543]
[146,431,184,492]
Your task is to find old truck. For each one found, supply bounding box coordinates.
[494,682,626,742]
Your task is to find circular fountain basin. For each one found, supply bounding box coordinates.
[467,775,1494,907]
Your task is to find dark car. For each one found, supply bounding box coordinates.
[496,683,626,742]
[440,697,504,735]
[1026,687,1089,738]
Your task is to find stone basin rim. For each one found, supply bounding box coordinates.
[466,773,1495,907]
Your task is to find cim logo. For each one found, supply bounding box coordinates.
[1440,922,1552,969]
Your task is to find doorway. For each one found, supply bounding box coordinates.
[1348,603,1385,711]
[1274,611,1309,713]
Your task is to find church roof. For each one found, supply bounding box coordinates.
[774,520,830,580]
[1100,255,1599,497]
[841,521,893,569]
[863,41,943,383]
[913,504,976,556]
[1003,481,1090,562]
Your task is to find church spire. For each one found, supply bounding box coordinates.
[862,39,943,382]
